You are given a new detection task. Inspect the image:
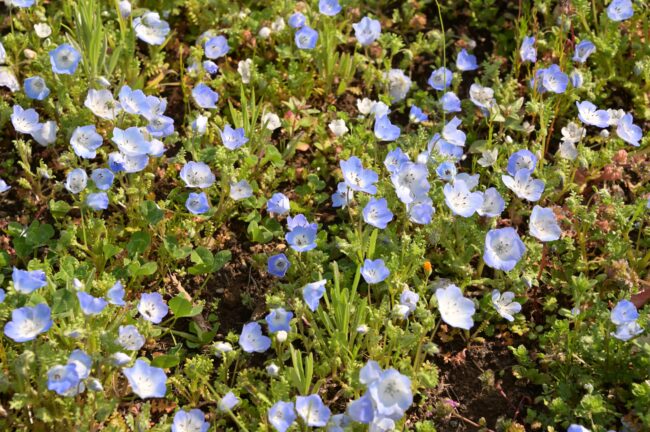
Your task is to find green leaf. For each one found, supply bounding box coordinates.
[138,261,158,276]
[151,354,180,368]
[140,201,164,225]
[126,231,151,257]
[169,295,203,318]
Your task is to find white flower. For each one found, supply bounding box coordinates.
[238,58,253,84]
[34,23,52,38]
[356,324,369,334]
[384,69,411,102]
[271,17,286,32]
[328,119,348,137]
[558,140,578,160]
[266,363,280,376]
[258,26,272,39]
[529,205,561,242]
[31,120,58,146]
[561,121,586,144]
[262,112,281,131]
[0,67,20,92]
[84,89,122,120]
[469,83,495,109]
[606,108,626,127]
[275,330,288,343]
[443,179,484,217]
[357,97,374,115]
[213,341,233,357]
[435,284,475,330]
[491,290,521,322]
[478,148,498,167]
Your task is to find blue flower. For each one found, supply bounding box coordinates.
[295,26,319,49]
[147,115,174,138]
[409,105,428,123]
[611,299,639,326]
[520,36,537,63]
[542,64,568,94]
[91,168,114,191]
[47,364,81,396]
[132,11,170,45]
[268,253,291,277]
[616,113,642,147]
[529,205,561,241]
[11,105,42,134]
[483,227,526,271]
[49,44,81,75]
[374,115,400,141]
[348,393,375,424]
[440,92,461,112]
[77,291,108,315]
[266,307,293,333]
[361,259,390,284]
[340,156,379,194]
[576,101,610,128]
[477,188,505,218]
[391,162,430,204]
[427,67,452,91]
[219,391,240,412]
[267,192,290,215]
[0,289,5,303]
[363,198,394,229]
[408,198,435,225]
[123,359,167,399]
[220,124,249,150]
[507,149,538,176]
[331,182,353,208]
[442,116,467,147]
[367,369,413,420]
[117,325,145,350]
[399,289,419,318]
[24,76,50,100]
[436,284,475,329]
[180,161,215,188]
[296,394,331,427]
[68,349,92,380]
[71,125,103,159]
[573,40,596,63]
[118,85,149,115]
[286,226,318,252]
[107,281,126,306]
[86,192,109,211]
[456,49,478,71]
[230,180,253,200]
[172,408,209,432]
[203,60,219,75]
[204,35,229,59]
[302,280,327,311]
[611,320,643,341]
[9,0,35,6]
[12,268,47,294]
[65,168,88,194]
[4,303,52,342]
[268,401,296,432]
[491,290,521,322]
[570,70,583,88]
[138,293,168,324]
[607,0,634,21]
[288,12,306,29]
[239,322,271,353]
[185,191,210,215]
[384,147,410,174]
[319,0,341,16]
[0,180,9,194]
[192,83,219,109]
[111,127,151,156]
[353,16,381,46]
[443,179,484,217]
[502,169,545,202]
[436,161,457,181]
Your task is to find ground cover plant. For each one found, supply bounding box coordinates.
[0,0,648,430]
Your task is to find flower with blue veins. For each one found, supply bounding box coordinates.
[533,65,568,94]
[71,125,103,159]
[138,292,168,324]
[192,83,219,109]
[483,227,526,271]
[616,113,642,147]
[204,35,229,59]
[117,325,145,351]
[361,259,390,284]
[491,290,521,322]
[77,291,108,315]
[266,307,293,333]
[180,161,215,188]
[220,124,249,150]
[146,115,174,138]
[47,364,81,396]
[86,192,109,211]
[111,127,150,156]
[367,368,413,420]
[268,401,296,432]
[107,281,126,306]
[123,359,167,399]
[296,394,331,427]
[428,67,453,91]
[218,392,240,412]
[239,322,271,353]
[391,162,430,204]
[186,192,210,215]
[436,161,457,181]
[11,105,42,134]
[319,0,341,16]
[91,168,114,191]
[443,179,484,218]
[288,12,306,29]
[267,192,290,215]
[12,268,47,294]
[230,180,253,201]
[4,303,52,342]
[118,85,149,115]
[477,188,505,218]
[456,49,478,71]
[363,198,394,229]
[49,44,81,74]
[133,11,170,45]
[607,0,634,21]
[576,101,610,128]
[302,280,327,311]
[502,169,545,202]
[409,105,428,123]
[268,253,290,278]
[340,156,379,194]
[611,299,639,326]
[573,40,596,63]
[295,26,319,49]
[331,182,353,208]
[440,92,461,112]
[507,149,538,175]
[353,16,381,46]
[519,36,536,62]
[384,147,410,174]
[436,284,475,329]
[24,76,50,100]
[65,168,88,194]
[171,408,210,432]
[529,205,562,242]
[286,226,318,252]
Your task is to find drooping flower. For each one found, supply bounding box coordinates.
[374,115,401,141]
[204,35,229,59]
[111,352,132,366]
[77,291,108,315]
[49,44,81,75]
[220,124,249,150]
[520,36,537,63]
[0,67,19,92]
[192,83,219,109]
[138,292,168,324]
[340,156,379,194]
[186,192,210,215]
[440,92,461,112]
[268,253,290,277]
[288,12,307,29]
[607,0,634,21]
[86,192,109,211]
[436,284,475,329]
[118,325,145,351]
[11,105,41,134]
[180,161,215,188]
[122,359,167,399]
[91,168,114,191]
[611,299,639,326]
[239,322,271,353]
[456,49,478,71]
[302,280,327,312]
[611,320,643,341]
[295,26,319,49]
[4,303,53,342]
[444,179,484,217]
[529,205,561,241]
[507,149,538,176]
[171,408,210,432]
[576,101,610,128]
[24,76,50,100]
[191,115,208,135]
[408,197,435,225]
[573,40,596,63]
[12,268,47,294]
[296,394,331,427]
[65,168,88,194]
[319,0,341,16]
[353,16,381,46]
[491,290,521,322]
[218,392,240,413]
[367,368,413,420]
[570,70,583,88]
[502,169,545,202]
[483,227,526,271]
[0,180,10,193]
[428,67,452,91]
[31,120,58,146]
[567,425,590,432]
[361,259,390,284]
[202,60,218,75]
[268,401,297,432]
[616,113,642,147]
[132,11,170,45]
[266,308,293,333]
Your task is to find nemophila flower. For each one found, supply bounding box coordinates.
[611,299,639,326]
[68,349,92,381]
[220,124,248,150]
[399,289,419,318]
[230,180,253,200]
[86,192,109,211]
[567,425,590,432]
[607,108,626,126]
[91,168,114,191]
[539,65,569,94]
[118,325,145,351]
[328,119,349,136]
[296,394,331,427]
[24,76,50,100]
[65,168,88,194]
[180,162,215,188]
[266,363,280,376]
[491,290,521,322]
[266,308,293,333]
[238,58,253,83]
[442,116,467,147]
[570,70,583,88]
[186,192,210,215]
[384,69,411,102]
[616,113,642,147]
[258,26,272,39]
[192,83,219,109]
[384,147,410,174]
[408,197,435,225]
[328,414,352,432]
[469,84,495,109]
[0,42,4,64]
[47,364,80,396]
[32,120,58,146]
[409,105,428,123]
[12,268,47,294]
[0,288,4,303]
[612,320,643,341]
[191,115,208,135]
[477,187,505,217]
[391,162,430,204]
[0,67,19,92]
[287,215,318,233]
[361,259,390,284]
[444,179,484,218]
[118,0,132,17]
[267,193,290,215]
[520,36,537,62]
[331,182,353,208]
[436,284,475,329]
[172,408,209,432]
[428,67,452,91]
[218,392,240,413]
[203,60,218,75]
[502,169,545,202]
[573,40,596,63]
[529,205,561,241]
[288,12,306,29]
[107,281,126,306]
[348,393,374,423]
[286,226,318,252]
[363,198,394,229]
[143,95,168,119]
[268,253,290,277]
[111,127,150,156]
[77,291,108,315]
[367,368,413,420]
[484,227,526,271]
[111,352,132,366]
[360,360,383,385]
[110,152,149,173]
[507,149,538,175]
[123,359,167,399]
[119,85,148,115]
[295,26,319,49]
[4,303,52,342]
[302,279,327,312]
[11,105,41,134]
[204,35,229,59]
[341,156,379,194]
[262,112,282,130]
[147,115,174,139]
[239,322,271,353]
[133,11,170,45]
[10,0,35,7]
[562,121,586,144]
[440,92,461,112]
[49,44,81,74]
[456,49,478,71]
[607,0,634,21]
[138,293,168,324]
[0,180,10,193]
[71,125,103,159]
[576,101,610,128]
[558,140,578,160]
[268,401,296,432]
[436,162,457,181]
[353,16,381,46]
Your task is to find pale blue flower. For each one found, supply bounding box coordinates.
[180,161,215,188]
[442,116,466,147]
[107,281,126,306]
[119,85,149,115]
[607,0,634,21]
[9,0,35,7]
[484,227,526,271]
[502,169,545,202]
[361,259,390,284]
[507,149,538,175]
[71,125,103,159]
[146,115,174,138]
[203,60,218,75]
[268,401,296,432]
[331,182,353,208]
[348,393,374,423]
[12,268,47,294]
[611,320,643,341]
[373,115,401,141]
[535,65,569,94]
[477,188,505,217]
[4,303,52,342]
[529,205,561,241]
[399,289,419,318]
[111,352,132,366]
[68,349,92,380]
[491,290,521,322]
[191,115,208,135]
[436,161,457,181]
[340,156,379,194]
[408,198,435,225]
[91,168,114,191]
[353,17,381,46]
[123,359,167,399]
[443,179,484,217]
[117,325,145,351]
[204,35,229,59]
[286,226,317,252]
[520,36,536,63]
[436,284,475,329]
[186,192,210,215]
[65,168,88,194]
[230,180,253,200]
[268,253,290,277]
[47,364,80,396]
[110,152,149,174]
[367,369,413,420]
[192,83,219,109]
[296,394,331,427]
[573,40,596,63]
[111,127,150,156]
[267,192,290,215]
[85,89,122,120]
[288,12,306,29]
[303,280,327,311]
[11,105,41,134]
[576,101,610,128]
[24,76,50,100]
[440,92,461,112]
[391,162,430,204]
[616,113,642,147]
[138,292,168,324]
[360,360,383,385]
[456,49,478,71]
[239,322,271,353]
[77,291,108,315]
[0,289,5,303]
[220,124,249,150]
[295,26,319,49]
[409,105,428,123]
[133,11,170,45]
[172,408,209,432]
[611,299,639,325]
[384,147,410,174]
[49,44,81,75]
[218,392,240,412]
[428,67,452,91]
[86,192,109,211]
[363,198,394,229]
[570,70,583,88]
[0,180,9,193]
[266,307,293,333]
[319,0,341,16]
